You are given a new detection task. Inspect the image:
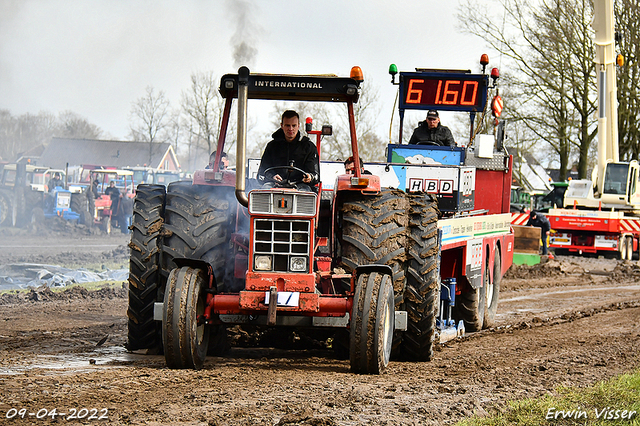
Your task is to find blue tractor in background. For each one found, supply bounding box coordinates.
[31,186,83,224]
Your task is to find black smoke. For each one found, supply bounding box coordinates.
[227,0,263,69]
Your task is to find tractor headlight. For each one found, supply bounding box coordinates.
[254,255,272,271]
[290,256,307,272]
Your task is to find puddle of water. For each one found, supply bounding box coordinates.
[500,284,640,303]
[0,346,149,376]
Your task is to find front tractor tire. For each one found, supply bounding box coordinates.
[127,184,166,351]
[402,193,440,361]
[350,271,394,374]
[163,266,210,370]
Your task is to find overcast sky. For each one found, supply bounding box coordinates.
[0,0,493,143]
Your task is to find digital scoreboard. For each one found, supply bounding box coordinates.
[398,72,489,113]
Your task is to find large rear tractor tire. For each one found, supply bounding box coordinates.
[70,192,88,215]
[402,193,440,361]
[161,182,234,293]
[338,189,408,304]
[350,271,394,374]
[162,266,210,369]
[483,249,501,328]
[127,184,166,351]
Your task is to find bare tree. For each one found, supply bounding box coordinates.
[0,110,55,161]
[459,0,597,180]
[0,109,104,163]
[56,111,103,139]
[129,86,171,165]
[181,71,235,170]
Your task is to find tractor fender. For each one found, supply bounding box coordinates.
[354,264,394,278]
[172,258,217,290]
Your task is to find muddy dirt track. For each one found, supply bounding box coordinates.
[0,227,639,425]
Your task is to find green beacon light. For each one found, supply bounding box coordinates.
[389,63,398,83]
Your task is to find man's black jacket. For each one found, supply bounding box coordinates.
[408,121,456,146]
[526,212,551,233]
[258,129,320,185]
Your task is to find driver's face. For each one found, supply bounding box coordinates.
[427,116,440,129]
[281,116,300,142]
[345,162,355,174]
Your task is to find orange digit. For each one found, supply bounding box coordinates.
[435,80,443,104]
[460,81,479,105]
[405,79,423,104]
[442,80,460,105]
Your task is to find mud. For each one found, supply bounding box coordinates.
[0,234,639,425]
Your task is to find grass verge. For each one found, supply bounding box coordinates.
[457,369,640,425]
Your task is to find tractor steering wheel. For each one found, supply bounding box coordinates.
[416,140,440,146]
[263,165,309,188]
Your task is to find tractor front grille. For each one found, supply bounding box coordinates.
[253,219,310,272]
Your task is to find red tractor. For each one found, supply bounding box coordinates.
[128,61,512,374]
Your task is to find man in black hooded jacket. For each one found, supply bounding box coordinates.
[408,110,456,146]
[258,110,320,192]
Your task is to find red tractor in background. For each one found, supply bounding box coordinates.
[127,58,513,374]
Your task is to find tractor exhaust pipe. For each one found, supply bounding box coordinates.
[235,66,250,207]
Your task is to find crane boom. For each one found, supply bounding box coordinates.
[592,0,619,194]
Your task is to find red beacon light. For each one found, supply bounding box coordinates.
[305,116,313,132]
[490,67,500,88]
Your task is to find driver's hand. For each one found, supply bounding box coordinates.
[273,174,283,182]
[303,173,311,183]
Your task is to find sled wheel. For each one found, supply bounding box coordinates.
[483,249,501,328]
[163,266,210,369]
[350,271,394,374]
[455,270,486,332]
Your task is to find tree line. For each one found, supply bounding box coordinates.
[459,0,640,180]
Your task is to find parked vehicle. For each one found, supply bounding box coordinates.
[548,0,638,259]
[86,169,135,234]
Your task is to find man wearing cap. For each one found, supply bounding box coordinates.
[408,110,456,147]
[47,172,64,192]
